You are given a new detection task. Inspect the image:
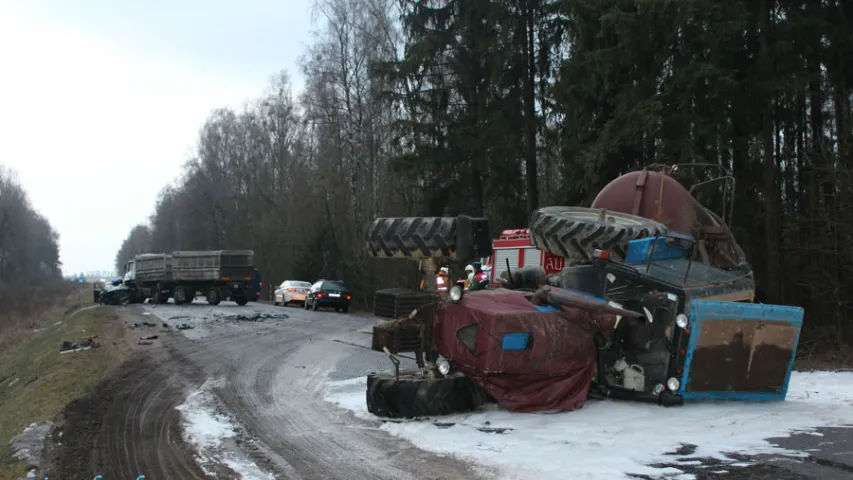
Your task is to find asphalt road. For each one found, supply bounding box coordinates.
[49,300,853,480]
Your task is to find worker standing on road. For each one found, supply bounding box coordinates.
[436,266,450,294]
[420,266,451,295]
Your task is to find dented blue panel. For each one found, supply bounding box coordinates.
[679,300,804,402]
[625,237,690,264]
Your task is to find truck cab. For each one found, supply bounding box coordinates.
[123,260,136,284]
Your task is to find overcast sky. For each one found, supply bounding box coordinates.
[0,0,313,276]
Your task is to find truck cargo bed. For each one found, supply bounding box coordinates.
[134,253,172,283]
[172,250,254,283]
[132,250,254,285]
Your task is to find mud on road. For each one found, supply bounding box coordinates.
[45,301,487,480]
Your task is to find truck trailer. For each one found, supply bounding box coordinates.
[123,250,255,305]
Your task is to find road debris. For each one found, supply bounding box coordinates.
[59,338,100,354]
[133,322,157,328]
[140,335,159,340]
[176,323,194,330]
[212,312,289,322]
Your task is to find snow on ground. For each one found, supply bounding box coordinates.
[324,371,853,480]
[176,378,275,480]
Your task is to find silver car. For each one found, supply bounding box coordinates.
[274,280,312,306]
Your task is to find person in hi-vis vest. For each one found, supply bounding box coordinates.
[419,266,450,294]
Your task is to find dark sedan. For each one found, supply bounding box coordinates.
[305,280,352,312]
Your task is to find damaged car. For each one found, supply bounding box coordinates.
[96,279,132,305]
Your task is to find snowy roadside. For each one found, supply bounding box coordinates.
[324,371,853,480]
[176,378,275,480]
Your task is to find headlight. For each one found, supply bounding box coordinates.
[666,377,681,392]
[675,313,689,329]
[449,285,464,303]
[437,359,451,375]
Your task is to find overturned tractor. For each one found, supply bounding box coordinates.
[364,166,803,418]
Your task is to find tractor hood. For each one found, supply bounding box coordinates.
[434,288,618,412]
[676,300,804,401]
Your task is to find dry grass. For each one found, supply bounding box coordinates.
[0,283,81,349]
[0,288,125,478]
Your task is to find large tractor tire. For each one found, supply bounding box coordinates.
[365,216,492,261]
[366,370,487,419]
[530,206,666,263]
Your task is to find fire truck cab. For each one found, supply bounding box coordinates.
[488,229,565,287]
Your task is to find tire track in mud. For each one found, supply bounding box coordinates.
[50,353,220,480]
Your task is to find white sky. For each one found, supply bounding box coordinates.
[0,0,313,275]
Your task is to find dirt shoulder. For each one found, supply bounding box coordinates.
[42,306,214,480]
[0,289,126,478]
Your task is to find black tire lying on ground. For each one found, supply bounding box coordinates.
[529,206,667,262]
[366,370,487,418]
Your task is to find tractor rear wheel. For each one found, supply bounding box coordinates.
[366,370,486,419]
[529,206,666,263]
[365,216,490,261]
[366,217,458,259]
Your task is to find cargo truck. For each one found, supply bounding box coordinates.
[122,250,255,305]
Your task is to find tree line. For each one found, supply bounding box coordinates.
[0,166,62,289]
[116,0,853,347]
[0,165,64,336]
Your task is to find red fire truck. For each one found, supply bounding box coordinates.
[487,229,565,287]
